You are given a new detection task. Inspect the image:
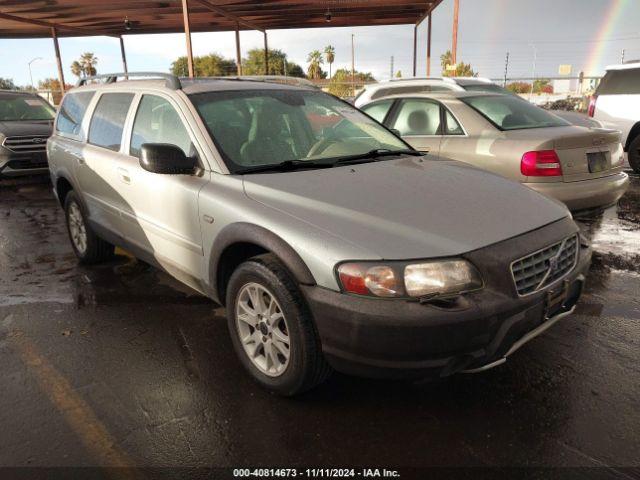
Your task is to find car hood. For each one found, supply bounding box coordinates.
[0,120,53,137]
[242,156,569,259]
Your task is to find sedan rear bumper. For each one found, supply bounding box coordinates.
[525,172,629,212]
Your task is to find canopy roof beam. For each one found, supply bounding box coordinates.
[0,10,118,37]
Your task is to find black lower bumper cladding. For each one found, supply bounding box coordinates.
[303,216,591,379]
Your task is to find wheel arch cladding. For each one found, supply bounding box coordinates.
[56,176,74,206]
[211,223,317,305]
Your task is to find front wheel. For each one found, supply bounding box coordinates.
[225,254,331,396]
[628,135,640,174]
[64,191,114,264]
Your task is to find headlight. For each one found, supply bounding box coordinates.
[337,259,482,298]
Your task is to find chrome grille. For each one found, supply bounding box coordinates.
[511,235,578,296]
[2,135,49,153]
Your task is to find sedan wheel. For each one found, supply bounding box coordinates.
[235,282,291,377]
[68,201,88,255]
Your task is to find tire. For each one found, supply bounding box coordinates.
[64,191,114,264]
[628,135,640,174]
[225,253,332,396]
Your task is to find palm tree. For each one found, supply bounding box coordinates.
[70,60,83,79]
[80,52,98,77]
[324,45,335,79]
[306,50,324,80]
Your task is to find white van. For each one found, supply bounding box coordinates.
[590,62,640,172]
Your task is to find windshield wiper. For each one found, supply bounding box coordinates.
[235,159,333,175]
[329,149,423,166]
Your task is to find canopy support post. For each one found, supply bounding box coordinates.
[181,0,195,78]
[51,27,66,98]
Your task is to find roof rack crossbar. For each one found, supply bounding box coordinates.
[76,72,181,90]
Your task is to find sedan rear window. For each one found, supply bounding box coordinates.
[461,95,570,131]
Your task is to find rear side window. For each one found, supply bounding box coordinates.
[88,93,134,151]
[130,95,193,158]
[361,99,394,123]
[390,99,441,136]
[56,91,95,136]
[444,110,464,135]
[597,68,640,95]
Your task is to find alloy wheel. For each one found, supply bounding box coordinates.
[68,202,87,254]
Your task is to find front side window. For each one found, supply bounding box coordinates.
[88,93,134,151]
[130,95,193,158]
[361,99,394,123]
[56,91,95,136]
[390,99,441,136]
[189,89,408,173]
[0,94,55,122]
[462,95,570,131]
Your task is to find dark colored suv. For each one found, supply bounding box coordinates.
[0,91,55,177]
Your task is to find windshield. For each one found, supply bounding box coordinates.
[0,94,55,121]
[461,95,570,131]
[189,89,409,173]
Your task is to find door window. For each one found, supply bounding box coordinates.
[130,95,194,158]
[390,99,441,136]
[361,99,394,123]
[88,93,134,151]
[56,91,95,136]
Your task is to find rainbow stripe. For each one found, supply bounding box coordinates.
[584,0,628,74]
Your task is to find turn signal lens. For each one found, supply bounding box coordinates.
[521,150,563,177]
[338,263,400,297]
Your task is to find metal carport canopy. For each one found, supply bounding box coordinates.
[0,1,442,37]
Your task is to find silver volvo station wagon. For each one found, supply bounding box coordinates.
[47,73,592,396]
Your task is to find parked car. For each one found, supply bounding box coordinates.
[48,73,591,395]
[361,91,629,212]
[354,77,511,108]
[0,90,55,178]
[590,62,640,173]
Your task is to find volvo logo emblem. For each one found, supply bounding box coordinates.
[548,256,559,273]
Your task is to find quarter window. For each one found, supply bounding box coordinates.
[88,93,134,151]
[130,95,193,158]
[56,91,95,136]
[597,68,640,95]
[390,99,441,136]
[444,110,464,135]
[361,99,394,123]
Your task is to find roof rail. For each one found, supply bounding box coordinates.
[189,75,319,89]
[76,72,181,90]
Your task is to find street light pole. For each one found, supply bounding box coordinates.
[529,44,537,101]
[28,57,43,90]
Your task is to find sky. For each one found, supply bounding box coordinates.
[1,0,639,88]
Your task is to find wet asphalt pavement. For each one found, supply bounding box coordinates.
[0,172,639,478]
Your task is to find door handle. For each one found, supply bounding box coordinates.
[117,167,131,184]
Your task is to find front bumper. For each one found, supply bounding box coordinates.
[525,172,629,212]
[302,217,591,379]
[0,153,49,177]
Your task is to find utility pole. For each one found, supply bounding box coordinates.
[621,49,626,64]
[503,52,509,87]
[529,44,537,101]
[390,56,394,80]
[351,33,355,97]
[451,0,459,65]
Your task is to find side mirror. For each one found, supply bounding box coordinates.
[139,143,197,175]
[390,128,402,137]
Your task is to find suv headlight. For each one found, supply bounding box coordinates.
[337,259,483,299]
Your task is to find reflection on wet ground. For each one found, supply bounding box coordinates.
[0,173,639,473]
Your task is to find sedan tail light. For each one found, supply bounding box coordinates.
[587,95,598,117]
[521,150,563,177]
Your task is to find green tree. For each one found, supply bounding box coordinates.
[242,48,305,77]
[395,70,403,78]
[70,61,83,79]
[533,78,552,93]
[307,50,325,80]
[324,45,336,79]
[440,50,477,77]
[78,52,98,77]
[0,77,16,90]
[171,53,237,77]
[328,68,376,98]
[506,81,532,94]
